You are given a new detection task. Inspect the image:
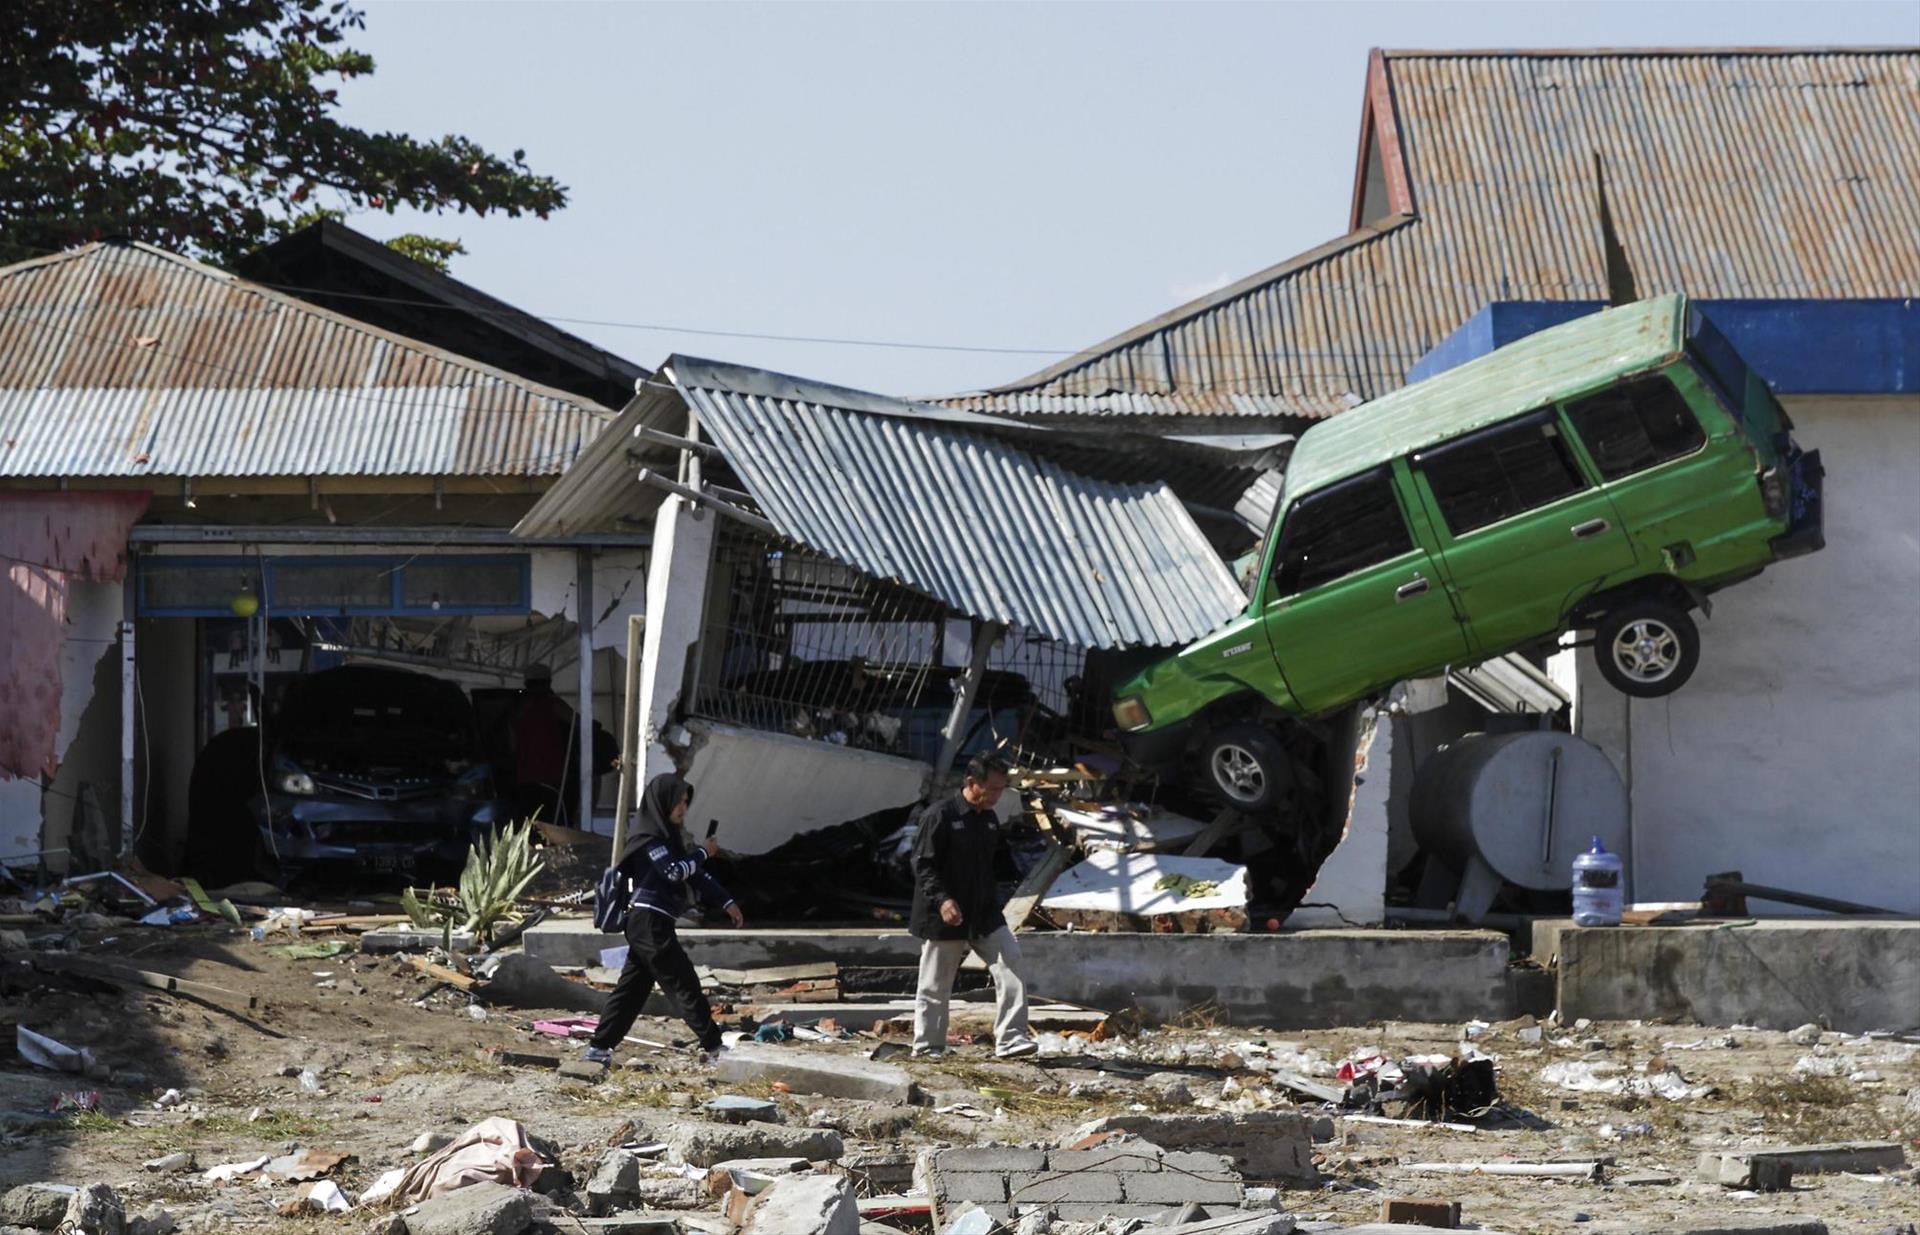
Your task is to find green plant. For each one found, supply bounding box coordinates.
[450,820,545,947]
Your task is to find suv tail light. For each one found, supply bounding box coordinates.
[1112,695,1152,732]
[1758,466,1788,519]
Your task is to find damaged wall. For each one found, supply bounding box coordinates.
[680,719,930,856]
[1580,395,1920,913]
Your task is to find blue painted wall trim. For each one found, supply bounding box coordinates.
[1409,298,1918,395]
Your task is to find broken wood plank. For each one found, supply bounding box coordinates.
[32,954,258,1009]
[1184,807,1248,857]
[404,954,477,991]
[1003,839,1074,931]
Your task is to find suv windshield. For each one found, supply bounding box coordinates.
[279,669,475,760]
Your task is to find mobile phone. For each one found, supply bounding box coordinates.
[706,819,720,839]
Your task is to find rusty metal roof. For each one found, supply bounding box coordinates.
[956,47,1920,422]
[0,242,614,478]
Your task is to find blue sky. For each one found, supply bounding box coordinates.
[337,0,1918,399]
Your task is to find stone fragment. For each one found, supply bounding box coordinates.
[412,1132,455,1155]
[586,1151,641,1216]
[61,1186,125,1235]
[1786,1023,1822,1046]
[1067,1111,1317,1184]
[557,1059,605,1082]
[0,1185,73,1231]
[1698,1140,1906,1189]
[398,1183,531,1235]
[741,1174,857,1235]
[480,953,605,1013]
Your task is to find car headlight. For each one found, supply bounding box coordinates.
[1112,695,1152,732]
[278,770,316,795]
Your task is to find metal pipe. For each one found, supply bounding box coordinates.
[635,470,779,537]
[632,426,722,458]
[932,621,1004,790]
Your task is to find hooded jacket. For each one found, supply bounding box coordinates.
[613,773,734,922]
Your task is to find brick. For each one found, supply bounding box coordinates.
[1121,1171,1243,1204]
[933,1173,1007,1204]
[936,1147,1048,1173]
[1045,1146,1164,1173]
[1382,1196,1461,1227]
[1007,1171,1123,1204]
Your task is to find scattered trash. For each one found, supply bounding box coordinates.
[17,1025,97,1075]
[49,1090,101,1114]
[204,1155,273,1184]
[298,1067,322,1094]
[358,1117,546,1205]
[145,1152,196,1173]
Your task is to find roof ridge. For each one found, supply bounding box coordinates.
[1,241,618,416]
[982,214,1418,396]
[1382,45,1920,59]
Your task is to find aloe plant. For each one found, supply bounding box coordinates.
[453,820,545,947]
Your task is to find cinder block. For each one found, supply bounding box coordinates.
[1121,1171,1243,1204]
[933,1172,1007,1204]
[1381,1196,1461,1227]
[1007,1171,1123,1204]
[1035,1203,1171,1221]
[1045,1145,1164,1173]
[1157,1150,1240,1180]
[937,1147,1048,1173]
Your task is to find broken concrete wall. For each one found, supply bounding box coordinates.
[1578,395,1920,914]
[681,719,930,856]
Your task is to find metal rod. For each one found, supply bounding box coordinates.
[130,525,650,547]
[611,614,644,862]
[632,426,722,458]
[635,469,779,537]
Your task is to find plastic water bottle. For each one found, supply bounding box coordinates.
[1571,836,1624,927]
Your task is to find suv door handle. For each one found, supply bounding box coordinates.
[1571,518,1611,539]
[1395,577,1430,602]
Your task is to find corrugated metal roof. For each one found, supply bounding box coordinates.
[956,47,1920,422]
[0,242,613,477]
[670,358,1249,650]
[1282,294,1683,501]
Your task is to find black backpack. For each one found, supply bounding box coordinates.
[592,866,631,933]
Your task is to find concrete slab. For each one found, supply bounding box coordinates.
[1698,1140,1907,1187]
[713,1044,916,1104]
[362,927,477,954]
[1068,1112,1317,1184]
[1017,929,1510,1027]
[1535,918,1920,1033]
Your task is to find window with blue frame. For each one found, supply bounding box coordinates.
[138,554,531,617]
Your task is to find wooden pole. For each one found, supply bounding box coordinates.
[933,620,1005,791]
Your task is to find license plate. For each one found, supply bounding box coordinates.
[367,855,415,873]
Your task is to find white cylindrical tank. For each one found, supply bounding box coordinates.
[1410,732,1628,892]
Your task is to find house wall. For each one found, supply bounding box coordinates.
[0,579,122,872]
[1579,395,1920,912]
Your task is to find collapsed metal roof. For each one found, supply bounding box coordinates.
[0,242,613,478]
[517,357,1257,649]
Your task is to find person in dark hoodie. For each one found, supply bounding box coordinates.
[585,773,742,1064]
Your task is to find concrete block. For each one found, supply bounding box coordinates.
[936,1147,1048,1173]
[62,1185,123,1235]
[585,1152,640,1216]
[1699,1141,1903,1189]
[1380,1196,1460,1227]
[1006,1172,1122,1205]
[398,1183,531,1235]
[1546,919,1920,1034]
[934,1174,1007,1204]
[665,1118,844,1168]
[714,1044,915,1103]
[1122,1171,1242,1205]
[1069,1112,1317,1184]
[742,1174,857,1235]
[1,1184,76,1230]
[1046,1145,1165,1173]
[1157,1150,1239,1180]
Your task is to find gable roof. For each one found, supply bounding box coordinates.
[950,46,1920,423]
[0,242,613,479]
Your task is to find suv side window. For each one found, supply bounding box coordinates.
[1565,375,1707,481]
[1273,469,1413,596]
[1415,409,1588,536]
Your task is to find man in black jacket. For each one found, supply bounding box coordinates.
[909,754,1036,1059]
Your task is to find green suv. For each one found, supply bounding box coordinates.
[1113,295,1824,811]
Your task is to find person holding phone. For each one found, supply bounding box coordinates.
[908,754,1037,1059]
[585,773,742,1064]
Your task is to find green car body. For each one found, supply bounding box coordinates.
[1113,295,1824,798]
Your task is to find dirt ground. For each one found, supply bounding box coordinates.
[2,920,1917,1233]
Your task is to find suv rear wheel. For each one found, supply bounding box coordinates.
[1200,722,1293,812]
[1594,599,1700,697]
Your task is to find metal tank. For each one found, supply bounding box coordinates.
[1410,731,1628,922]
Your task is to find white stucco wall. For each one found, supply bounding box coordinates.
[1578,396,1920,913]
[679,719,931,856]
